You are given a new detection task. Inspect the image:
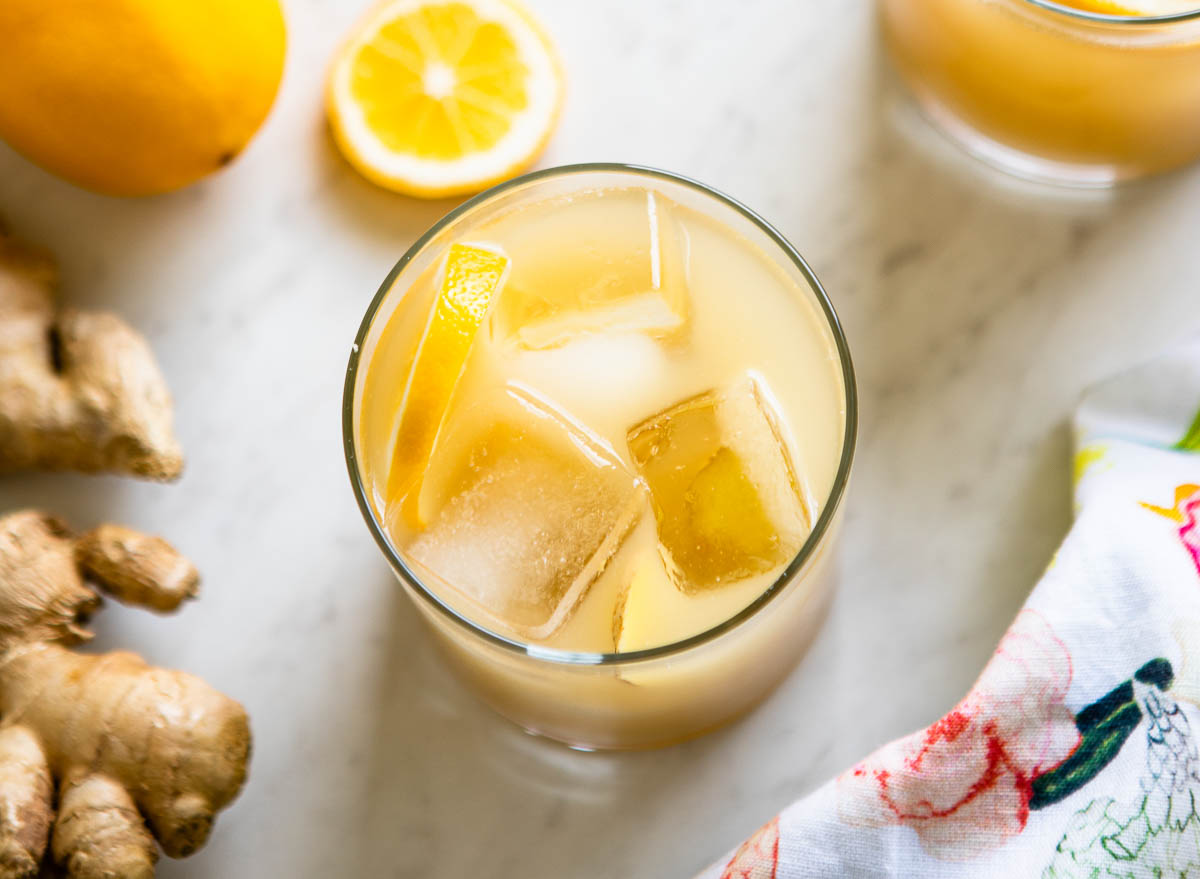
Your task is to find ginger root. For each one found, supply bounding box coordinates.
[0,229,182,480]
[0,511,249,879]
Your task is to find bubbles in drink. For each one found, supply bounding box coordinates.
[627,375,811,593]
[404,384,645,640]
[491,188,690,350]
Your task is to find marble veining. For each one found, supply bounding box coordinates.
[2,1,1199,876]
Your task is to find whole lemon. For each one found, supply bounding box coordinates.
[0,0,286,197]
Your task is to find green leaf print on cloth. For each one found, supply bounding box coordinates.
[1032,660,1173,811]
[1178,405,1200,452]
[1043,659,1200,877]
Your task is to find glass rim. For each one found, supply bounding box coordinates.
[1019,0,1200,24]
[342,162,859,667]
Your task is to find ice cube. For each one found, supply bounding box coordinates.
[404,384,644,640]
[506,332,672,442]
[491,188,690,349]
[627,375,810,594]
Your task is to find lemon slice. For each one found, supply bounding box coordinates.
[328,0,564,198]
[1062,0,1198,13]
[387,243,509,526]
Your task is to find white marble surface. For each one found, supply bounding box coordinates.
[3,1,1200,876]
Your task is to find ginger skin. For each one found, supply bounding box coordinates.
[0,511,250,879]
[0,229,182,480]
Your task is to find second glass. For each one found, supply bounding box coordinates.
[882,0,1200,186]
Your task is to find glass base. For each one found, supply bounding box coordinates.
[913,93,1129,189]
[514,702,759,752]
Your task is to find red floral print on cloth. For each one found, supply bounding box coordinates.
[1183,490,1200,575]
[1142,484,1200,576]
[836,610,1079,859]
[719,817,779,879]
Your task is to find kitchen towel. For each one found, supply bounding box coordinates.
[698,343,1200,878]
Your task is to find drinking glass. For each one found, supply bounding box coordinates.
[882,0,1200,186]
[343,164,857,750]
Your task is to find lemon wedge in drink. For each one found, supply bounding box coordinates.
[327,0,564,198]
[387,243,508,527]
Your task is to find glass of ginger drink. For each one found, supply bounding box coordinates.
[344,165,856,750]
[881,0,1200,186]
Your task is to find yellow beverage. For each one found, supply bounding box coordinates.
[345,166,855,749]
[881,0,1200,185]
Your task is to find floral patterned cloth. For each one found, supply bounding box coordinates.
[697,344,1200,879]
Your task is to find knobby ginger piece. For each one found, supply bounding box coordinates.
[0,510,249,879]
[0,228,183,480]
